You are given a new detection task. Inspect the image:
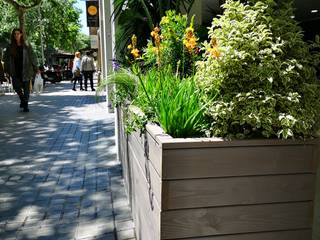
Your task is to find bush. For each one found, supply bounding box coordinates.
[196,0,320,139]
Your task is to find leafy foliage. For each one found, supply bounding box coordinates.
[100,66,206,138]
[196,0,320,139]
[114,0,195,63]
[144,10,200,76]
[0,0,87,61]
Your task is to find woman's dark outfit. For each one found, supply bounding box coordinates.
[4,44,37,112]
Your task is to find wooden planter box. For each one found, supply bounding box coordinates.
[117,109,320,240]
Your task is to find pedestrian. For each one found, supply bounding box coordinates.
[72,51,83,91]
[0,57,5,84]
[3,28,38,112]
[80,51,96,91]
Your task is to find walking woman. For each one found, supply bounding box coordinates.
[72,51,83,91]
[4,28,38,112]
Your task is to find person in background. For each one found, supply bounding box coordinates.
[0,57,5,84]
[72,51,83,91]
[80,51,95,91]
[3,28,38,112]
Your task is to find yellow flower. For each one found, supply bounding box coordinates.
[151,27,160,38]
[183,26,198,53]
[185,27,194,38]
[127,44,132,49]
[131,48,140,59]
[207,46,221,58]
[210,37,218,48]
[131,34,137,48]
[154,34,161,47]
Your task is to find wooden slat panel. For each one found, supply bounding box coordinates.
[163,174,315,210]
[131,129,145,147]
[117,108,131,201]
[130,144,161,240]
[183,229,311,240]
[161,202,313,239]
[128,140,162,208]
[312,145,320,239]
[147,131,163,177]
[163,146,315,179]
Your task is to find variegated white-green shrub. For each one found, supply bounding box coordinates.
[196,0,320,139]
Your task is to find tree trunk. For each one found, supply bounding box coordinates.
[17,8,26,38]
[3,0,42,40]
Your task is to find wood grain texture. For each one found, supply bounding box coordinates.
[162,174,315,210]
[182,229,311,240]
[128,132,162,205]
[312,144,320,240]
[117,108,132,203]
[130,144,161,240]
[163,146,315,179]
[161,202,313,239]
[147,131,163,177]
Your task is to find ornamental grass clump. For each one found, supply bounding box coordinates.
[100,65,206,138]
[196,0,320,139]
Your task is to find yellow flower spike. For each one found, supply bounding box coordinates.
[210,37,218,48]
[183,25,198,53]
[131,34,137,48]
[208,47,221,59]
[154,35,161,47]
[154,27,160,33]
[131,48,140,59]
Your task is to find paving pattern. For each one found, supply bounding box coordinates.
[0,81,135,240]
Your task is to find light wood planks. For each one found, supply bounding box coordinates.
[161,202,313,239]
[162,174,315,210]
[129,141,161,240]
[119,115,319,240]
[163,145,315,179]
[183,229,311,240]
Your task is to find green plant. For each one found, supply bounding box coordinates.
[114,0,195,63]
[99,65,207,137]
[144,10,200,76]
[97,69,137,107]
[196,0,320,139]
[134,67,207,137]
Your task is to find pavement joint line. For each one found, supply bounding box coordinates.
[0,81,136,239]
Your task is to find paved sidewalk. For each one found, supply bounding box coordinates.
[0,81,135,240]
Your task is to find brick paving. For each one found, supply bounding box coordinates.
[0,80,136,240]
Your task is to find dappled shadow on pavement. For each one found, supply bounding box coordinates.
[0,82,135,240]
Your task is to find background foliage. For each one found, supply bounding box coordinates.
[0,0,89,62]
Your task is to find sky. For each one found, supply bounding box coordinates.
[75,0,89,35]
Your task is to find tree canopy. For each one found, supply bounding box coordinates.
[0,0,89,62]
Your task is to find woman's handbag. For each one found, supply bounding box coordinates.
[74,68,81,77]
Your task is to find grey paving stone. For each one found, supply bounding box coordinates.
[116,229,136,240]
[0,82,135,239]
[75,218,114,239]
[115,219,135,232]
